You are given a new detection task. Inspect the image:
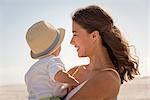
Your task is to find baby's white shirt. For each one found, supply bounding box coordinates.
[25,55,68,100]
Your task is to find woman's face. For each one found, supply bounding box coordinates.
[70,21,94,57]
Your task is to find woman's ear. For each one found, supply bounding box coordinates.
[91,30,103,43]
[91,30,99,39]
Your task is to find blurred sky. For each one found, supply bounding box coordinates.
[0,0,149,85]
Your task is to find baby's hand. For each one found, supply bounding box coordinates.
[67,82,79,93]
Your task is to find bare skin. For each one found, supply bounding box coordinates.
[66,21,121,100]
[68,65,121,100]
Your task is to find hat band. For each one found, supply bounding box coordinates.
[31,30,60,58]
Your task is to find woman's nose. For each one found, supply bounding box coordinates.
[70,37,75,45]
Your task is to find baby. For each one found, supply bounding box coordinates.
[25,20,79,100]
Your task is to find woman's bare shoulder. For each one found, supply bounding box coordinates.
[70,70,121,100]
[93,70,121,95]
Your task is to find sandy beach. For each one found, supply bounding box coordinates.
[0,76,150,100]
[118,76,150,100]
[0,84,27,100]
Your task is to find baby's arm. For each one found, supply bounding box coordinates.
[67,66,78,76]
[48,57,79,91]
[54,70,79,85]
[55,70,79,92]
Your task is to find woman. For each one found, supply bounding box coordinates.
[65,5,139,100]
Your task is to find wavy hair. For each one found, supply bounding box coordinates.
[72,5,139,84]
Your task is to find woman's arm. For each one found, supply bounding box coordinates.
[70,71,120,100]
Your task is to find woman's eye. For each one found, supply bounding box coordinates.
[73,34,77,36]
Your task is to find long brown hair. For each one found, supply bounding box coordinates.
[72,5,139,84]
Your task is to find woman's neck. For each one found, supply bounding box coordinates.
[87,47,113,71]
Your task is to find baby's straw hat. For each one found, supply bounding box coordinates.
[26,20,65,59]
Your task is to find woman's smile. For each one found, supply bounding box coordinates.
[75,45,80,52]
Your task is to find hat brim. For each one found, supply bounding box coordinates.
[31,28,65,59]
